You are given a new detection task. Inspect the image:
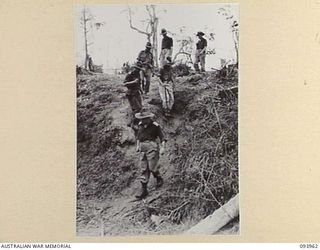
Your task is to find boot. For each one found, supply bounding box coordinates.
[164,108,172,118]
[166,109,173,118]
[153,171,164,188]
[131,117,140,133]
[194,63,200,73]
[135,182,148,199]
[163,108,169,117]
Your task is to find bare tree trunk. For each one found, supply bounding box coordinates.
[233,38,238,64]
[151,6,159,68]
[83,7,88,70]
[233,30,239,64]
[152,20,158,68]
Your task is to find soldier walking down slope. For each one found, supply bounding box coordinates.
[159,28,173,69]
[194,31,207,73]
[135,109,166,199]
[123,62,143,129]
[137,42,154,95]
[157,60,175,118]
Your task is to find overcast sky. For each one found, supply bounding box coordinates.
[75,4,238,71]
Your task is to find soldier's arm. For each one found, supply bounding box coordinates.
[136,127,141,152]
[157,124,166,150]
[158,126,166,155]
[200,46,207,55]
[124,78,139,87]
[136,140,141,152]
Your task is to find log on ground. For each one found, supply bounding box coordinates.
[184,194,239,235]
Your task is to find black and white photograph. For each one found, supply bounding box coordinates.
[76,3,239,236]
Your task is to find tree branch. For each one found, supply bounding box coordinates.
[127,6,150,36]
[146,5,153,20]
[151,5,156,18]
[173,51,192,62]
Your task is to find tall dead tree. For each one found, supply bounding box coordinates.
[127,5,159,68]
[218,6,239,64]
[80,6,94,69]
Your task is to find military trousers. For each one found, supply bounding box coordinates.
[160,49,172,68]
[139,141,160,184]
[126,90,142,114]
[157,80,174,111]
[139,68,152,93]
[194,49,206,72]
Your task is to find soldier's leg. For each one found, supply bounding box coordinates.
[194,51,200,72]
[146,143,162,188]
[152,170,164,188]
[165,49,171,61]
[149,151,163,188]
[166,83,175,112]
[140,152,150,184]
[160,49,167,69]
[200,54,206,72]
[131,93,142,114]
[163,86,172,117]
[127,94,135,113]
[144,69,152,93]
[136,93,142,111]
[139,70,145,91]
[136,152,149,199]
[158,82,167,111]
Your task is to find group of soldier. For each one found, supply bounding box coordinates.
[123,28,207,199]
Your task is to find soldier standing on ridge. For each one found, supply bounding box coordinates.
[159,28,173,69]
[88,56,94,72]
[194,31,207,73]
[135,109,165,199]
[137,42,154,95]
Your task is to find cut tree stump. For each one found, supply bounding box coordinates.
[184,194,239,235]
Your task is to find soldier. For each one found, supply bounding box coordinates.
[194,31,207,73]
[123,62,143,128]
[137,42,154,94]
[159,28,173,69]
[88,56,94,71]
[135,109,166,199]
[157,61,174,117]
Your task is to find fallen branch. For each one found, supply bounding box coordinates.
[168,201,189,220]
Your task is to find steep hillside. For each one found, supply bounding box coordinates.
[76,69,238,236]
